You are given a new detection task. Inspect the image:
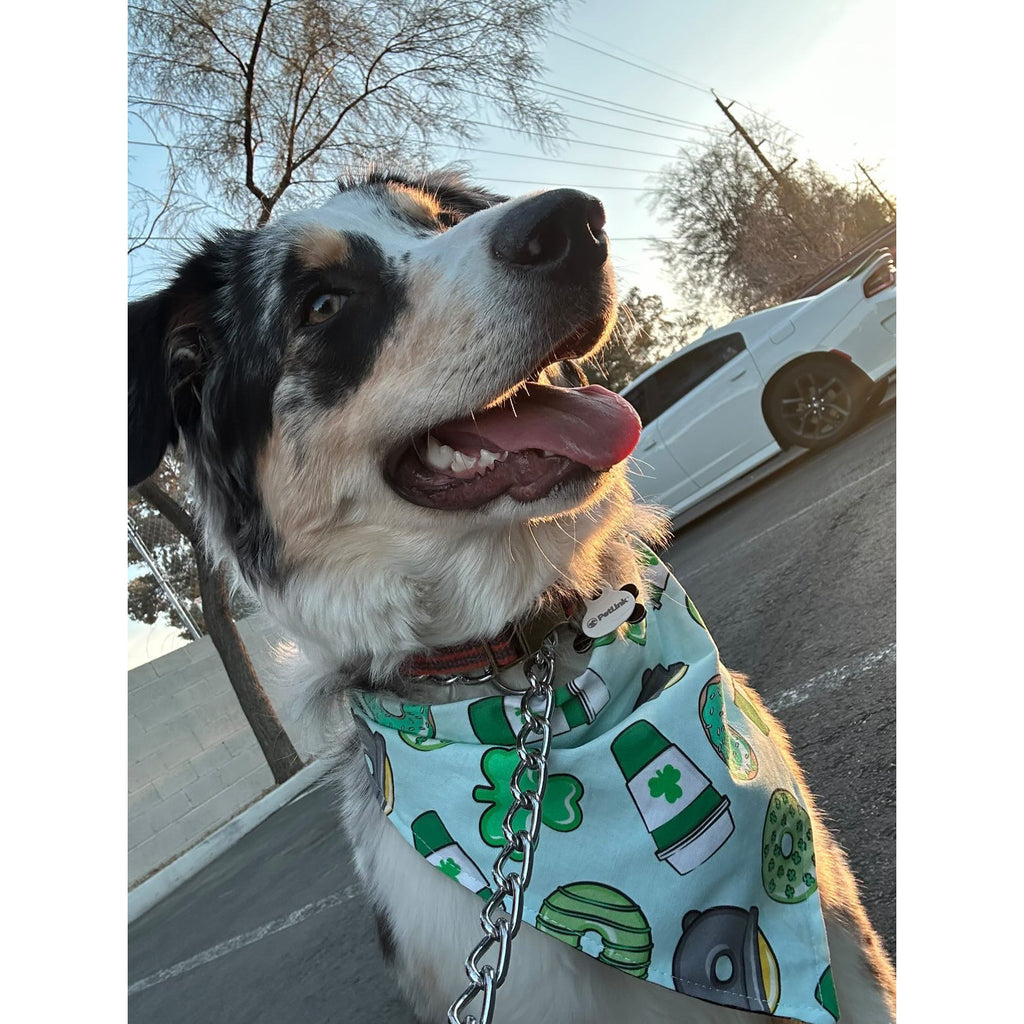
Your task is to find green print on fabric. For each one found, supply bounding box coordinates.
[815,965,840,1020]
[535,882,653,979]
[438,857,461,879]
[358,694,435,739]
[699,677,758,781]
[761,790,817,903]
[473,747,584,858]
[648,764,684,803]
[686,593,707,629]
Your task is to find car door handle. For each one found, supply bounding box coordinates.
[729,370,747,381]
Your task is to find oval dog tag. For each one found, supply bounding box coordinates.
[582,581,637,638]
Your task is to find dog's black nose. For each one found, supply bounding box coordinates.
[491,189,607,280]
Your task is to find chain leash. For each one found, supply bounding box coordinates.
[446,632,558,1024]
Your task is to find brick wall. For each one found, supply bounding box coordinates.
[128,612,317,888]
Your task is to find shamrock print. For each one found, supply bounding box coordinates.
[473,747,584,859]
[648,764,684,803]
[438,857,461,879]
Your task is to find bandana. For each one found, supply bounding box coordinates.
[351,545,838,1022]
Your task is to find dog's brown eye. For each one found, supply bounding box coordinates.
[306,292,346,325]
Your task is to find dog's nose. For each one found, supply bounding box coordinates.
[491,189,607,280]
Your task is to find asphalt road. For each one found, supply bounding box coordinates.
[128,401,896,1023]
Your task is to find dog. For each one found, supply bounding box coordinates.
[128,170,896,1023]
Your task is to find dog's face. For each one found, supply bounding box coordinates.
[129,171,643,665]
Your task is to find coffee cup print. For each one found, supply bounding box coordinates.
[411,810,493,901]
[611,720,734,875]
[468,668,611,745]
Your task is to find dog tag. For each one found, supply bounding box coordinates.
[582,581,637,638]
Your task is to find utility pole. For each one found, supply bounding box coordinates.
[857,163,897,217]
[713,92,818,252]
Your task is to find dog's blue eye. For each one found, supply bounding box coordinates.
[306,292,346,325]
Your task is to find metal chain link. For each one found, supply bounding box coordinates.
[447,632,558,1024]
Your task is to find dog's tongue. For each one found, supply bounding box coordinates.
[435,383,641,469]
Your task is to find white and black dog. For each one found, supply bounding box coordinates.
[129,171,896,1023]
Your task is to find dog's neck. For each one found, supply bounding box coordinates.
[249,482,664,688]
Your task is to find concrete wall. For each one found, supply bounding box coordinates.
[128,612,317,888]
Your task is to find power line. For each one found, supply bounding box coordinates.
[558,110,715,146]
[536,83,726,134]
[464,119,676,159]
[550,29,802,139]
[548,31,711,94]
[129,137,665,176]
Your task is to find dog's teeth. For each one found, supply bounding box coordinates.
[425,436,456,471]
[496,451,509,462]
[542,450,557,458]
[477,449,497,470]
[452,451,479,473]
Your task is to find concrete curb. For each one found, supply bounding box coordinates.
[128,758,333,924]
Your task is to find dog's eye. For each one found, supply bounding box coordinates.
[306,292,346,325]
[436,209,461,229]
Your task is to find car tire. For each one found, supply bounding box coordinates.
[763,356,870,451]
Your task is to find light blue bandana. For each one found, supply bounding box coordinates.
[351,546,838,1022]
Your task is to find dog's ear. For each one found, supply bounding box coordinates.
[129,292,178,486]
[128,247,222,486]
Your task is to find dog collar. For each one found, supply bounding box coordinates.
[352,545,838,1023]
[398,596,583,684]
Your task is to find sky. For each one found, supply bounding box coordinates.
[126,0,898,666]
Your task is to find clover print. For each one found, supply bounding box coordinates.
[473,747,584,859]
[648,764,684,803]
[438,857,461,879]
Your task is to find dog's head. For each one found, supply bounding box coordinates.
[129,171,651,670]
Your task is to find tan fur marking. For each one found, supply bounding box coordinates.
[387,185,441,228]
[294,225,351,270]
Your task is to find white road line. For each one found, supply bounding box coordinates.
[682,457,896,580]
[768,643,896,712]
[128,885,359,997]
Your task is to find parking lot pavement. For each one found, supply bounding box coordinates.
[663,400,896,958]
[129,400,896,1020]
[129,779,417,1024]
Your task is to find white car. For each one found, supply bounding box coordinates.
[620,250,895,518]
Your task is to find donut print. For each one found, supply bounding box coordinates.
[761,789,817,903]
[699,677,758,781]
[535,882,653,979]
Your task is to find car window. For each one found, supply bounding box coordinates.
[639,333,746,423]
[622,379,653,427]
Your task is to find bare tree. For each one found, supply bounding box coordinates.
[129,0,571,227]
[586,287,701,394]
[651,117,893,316]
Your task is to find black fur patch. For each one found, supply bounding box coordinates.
[374,908,398,964]
[281,233,406,412]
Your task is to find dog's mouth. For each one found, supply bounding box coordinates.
[385,374,641,511]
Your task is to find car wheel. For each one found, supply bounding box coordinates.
[764,357,869,451]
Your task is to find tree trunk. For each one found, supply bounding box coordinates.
[195,551,303,783]
[135,480,303,784]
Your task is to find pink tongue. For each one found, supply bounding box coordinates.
[435,383,641,470]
